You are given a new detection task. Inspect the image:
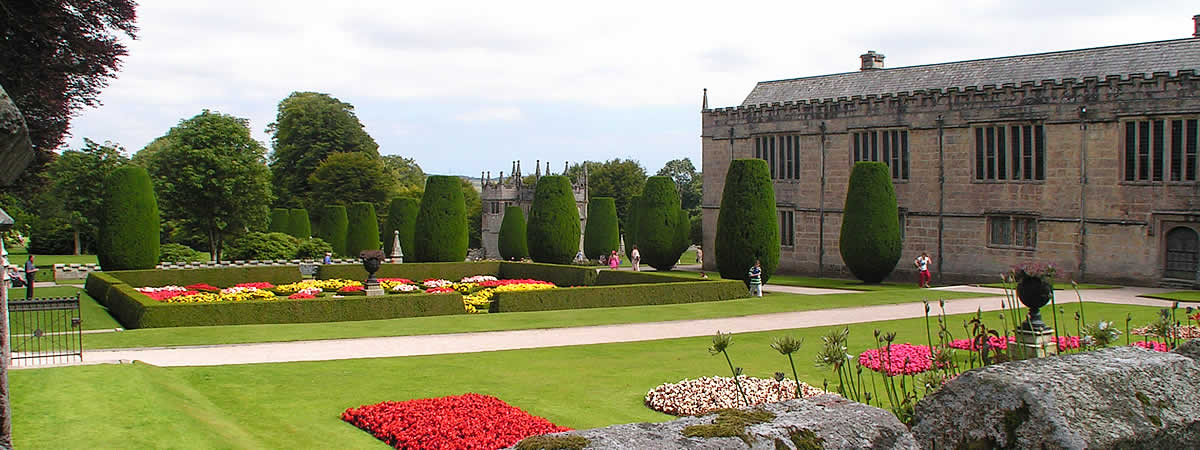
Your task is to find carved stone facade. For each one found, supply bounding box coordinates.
[702,34,1200,286]
[479,160,588,259]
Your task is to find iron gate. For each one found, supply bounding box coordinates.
[8,295,83,367]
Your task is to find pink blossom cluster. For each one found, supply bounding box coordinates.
[233,282,274,289]
[460,275,498,283]
[644,376,825,416]
[858,344,936,375]
[1132,341,1171,352]
[219,286,262,294]
[948,336,1016,351]
[421,279,452,288]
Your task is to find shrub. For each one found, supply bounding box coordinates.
[224,232,299,261]
[583,197,619,260]
[636,176,688,270]
[714,159,779,286]
[525,175,580,264]
[159,243,207,263]
[839,161,901,283]
[288,208,311,238]
[624,194,641,260]
[97,166,160,270]
[319,205,348,257]
[345,202,381,255]
[414,175,468,262]
[28,214,74,255]
[268,208,290,233]
[384,197,419,258]
[295,237,333,260]
[497,205,528,261]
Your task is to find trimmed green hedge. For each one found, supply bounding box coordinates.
[636,176,688,270]
[345,202,381,256]
[318,261,501,282]
[288,208,311,238]
[715,159,779,286]
[840,161,901,284]
[384,197,419,258]
[414,175,468,262]
[498,261,597,287]
[583,197,618,260]
[526,175,580,264]
[320,205,349,257]
[624,194,641,261]
[498,206,528,261]
[102,266,303,289]
[491,279,745,313]
[269,208,290,233]
[594,270,696,285]
[97,166,160,270]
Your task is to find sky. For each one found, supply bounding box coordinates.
[64,1,1199,177]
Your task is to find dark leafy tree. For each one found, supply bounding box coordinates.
[267,92,379,208]
[140,110,272,261]
[525,175,580,264]
[715,159,779,287]
[288,208,311,239]
[45,138,128,254]
[269,208,290,233]
[583,197,619,259]
[97,166,159,270]
[839,162,901,283]
[319,205,349,257]
[635,176,689,270]
[657,158,702,213]
[413,176,467,262]
[497,206,528,261]
[307,152,396,215]
[224,232,299,261]
[345,202,381,256]
[382,155,425,190]
[383,197,418,258]
[461,178,482,249]
[570,159,646,233]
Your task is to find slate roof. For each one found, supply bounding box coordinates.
[741,38,1200,106]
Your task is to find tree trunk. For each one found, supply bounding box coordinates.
[72,228,81,256]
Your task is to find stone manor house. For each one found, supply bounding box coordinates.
[701,16,1200,287]
[479,160,588,259]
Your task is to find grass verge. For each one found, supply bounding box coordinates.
[1138,290,1200,302]
[10,302,1172,449]
[6,286,123,331]
[976,282,1118,290]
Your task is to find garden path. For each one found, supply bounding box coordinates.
[78,286,1183,368]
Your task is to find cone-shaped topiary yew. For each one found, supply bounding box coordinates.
[715,159,779,287]
[288,208,311,239]
[497,206,529,261]
[526,175,580,264]
[268,208,290,233]
[839,161,901,283]
[345,202,381,256]
[583,197,619,260]
[414,175,468,262]
[97,166,160,270]
[384,197,418,258]
[623,194,641,261]
[320,205,349,257]
[636,176,689,270]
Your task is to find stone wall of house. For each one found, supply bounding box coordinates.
[702,71,1200,286]
[480,165,588,260]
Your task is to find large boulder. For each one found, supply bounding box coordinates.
[511,394,916,449]
[0,85,35,185]
[911,341,1200,449]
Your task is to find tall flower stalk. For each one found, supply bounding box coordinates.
[771,335,804,398]
[708,331,749,406]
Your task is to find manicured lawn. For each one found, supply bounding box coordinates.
[6,246,99,282]
[1139,290,1200,302]
[659,270,919,291]
[976,282,1119,290]
[80,289,994,350]
[6,286,123,332]
[10,302,1170,449]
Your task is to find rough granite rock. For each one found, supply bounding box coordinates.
[0,84,34,185]
[911,340,1200,449]
[509,394,917,450]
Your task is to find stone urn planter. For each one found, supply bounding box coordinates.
[1011,262,1056,331]
[359,249,384,284]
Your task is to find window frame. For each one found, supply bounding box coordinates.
[1122,116,1199,184]
[986,214,1038,250]
[754,134,802,182]
[778,209,795,247]
[972,122,1046,183]
[850,128,910,181]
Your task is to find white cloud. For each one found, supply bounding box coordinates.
[454,106,523,122]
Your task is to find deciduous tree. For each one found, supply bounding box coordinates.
[267,92,379,207]
[45,139,128,254]
[307,152,396,214]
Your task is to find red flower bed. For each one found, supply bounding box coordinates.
[235,282,275,289]
[1133,340,1171,352]
[948,335,1082,352]
[185,283,220,292]
[476,279,555,288]
[288,292,316,299]
[858,343,937,375]
[425,287,455,294]
[338,285,365,293]
[144,290,198,301]
[342,393,570,450]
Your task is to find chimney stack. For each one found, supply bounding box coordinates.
[860,51,885,71]
[1193,14,1199,38]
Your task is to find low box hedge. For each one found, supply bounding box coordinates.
[102,266,303,289]
[316,261,501,282]
[85,271,124,307]
[593,270,697,286]
[490,279,746,313]
[498,262,598,287]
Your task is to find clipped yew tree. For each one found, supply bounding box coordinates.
[413,175,467,262]
[288,208,311,238]
[97,166,160,270]
[715,159,779,286]
[839,161,901,283]
[384,197,419,258]
[623,194,641,261]
[636,176,689,270]
[268,208,290,233]
[497,206,528,261]
[525,175,580,264]
[345,202,381,255]
[583,197,619,259]
[320,205,349,256]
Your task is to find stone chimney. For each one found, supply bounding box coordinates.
[860,51,885,71]
[1194,14,1199,38]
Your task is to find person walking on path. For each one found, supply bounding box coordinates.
[608,250,620,270]
[914,251,933,288]
[631,246,641,272]
[24,254,37,299]
[748,259,763,297]
[323,252,332,264]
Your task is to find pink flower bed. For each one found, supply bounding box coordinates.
[1133,341,1171,352]
[425,287,455,294]
[234,282,274,289]
[858,343,936,375]
[342,393,569,450]
[947,335,1081,351]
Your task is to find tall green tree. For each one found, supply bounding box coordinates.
[97,166,159,270]
[383,197,419,258]
[288,208,311,239]
[45,139,128,254]
[345,202,381,256]
[569,159,646,233]
[413,176,467,262]
[268,208,290,233]
[267,92,380,208]
[623,194,642,261]
[497,206,528,261]
[319,205,349,257]
[635,176,689,270]
[839,162,901,284]
[140,110,273,261]
[307,152,396,214]
[526,175,580,264]
[715,159,779,287]
[657,158,702,213]
[583,197,619,260]
[461,178,482,249]
[382,155,426,190]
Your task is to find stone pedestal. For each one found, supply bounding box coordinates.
[365,280,384,297]
[1014,327,1057,359]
